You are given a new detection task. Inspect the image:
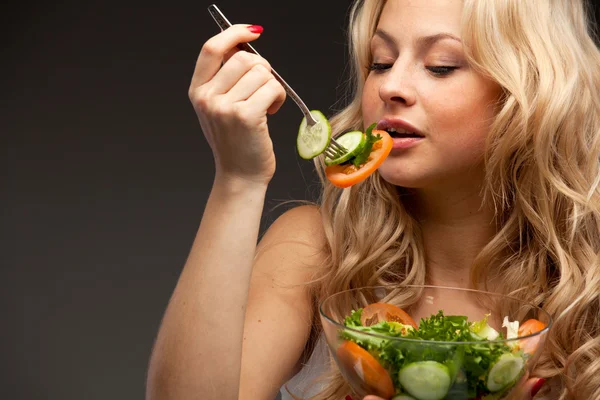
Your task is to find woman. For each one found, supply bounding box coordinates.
[146,0,600,399]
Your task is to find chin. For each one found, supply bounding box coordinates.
[377,163,428,189]
[378,172,425,189]
[377,156,486,191]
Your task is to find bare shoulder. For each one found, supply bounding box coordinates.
[261,204,325,242]
[255,204,327,274]
[239,205,327,399]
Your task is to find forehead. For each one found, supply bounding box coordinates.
[377,0,463,36]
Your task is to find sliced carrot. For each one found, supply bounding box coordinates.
[360,302,418,329]
[336,340,395,399]
[518,319,547,354]
[325,130,393,188]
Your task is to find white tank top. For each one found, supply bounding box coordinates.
[279,334,331,400]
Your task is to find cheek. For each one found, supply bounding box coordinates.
[429,86,498,145]
[361,81,379,124]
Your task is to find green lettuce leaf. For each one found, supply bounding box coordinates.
[470,314,500,340]
[351,122,381,167]
[343,308,363,328]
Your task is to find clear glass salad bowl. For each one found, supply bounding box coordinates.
[319,285,552,400]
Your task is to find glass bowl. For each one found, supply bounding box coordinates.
[319,285,552,400]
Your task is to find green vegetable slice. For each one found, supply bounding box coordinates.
[486,353,524,392]
[296,110,331,159]
[398,361,452,400]
[351,122,380,167]
[324,130,366,166]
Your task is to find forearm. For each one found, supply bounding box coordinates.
[147,176,268,400]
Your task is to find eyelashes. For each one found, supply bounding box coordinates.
[368,63,393,72]
[426,66,459,76]
[368,63,393,71]
[367,63,459,76]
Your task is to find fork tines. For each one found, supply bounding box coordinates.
[324,138,348,159]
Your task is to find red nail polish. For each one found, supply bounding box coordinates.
[531,378,546,397]
[247,25,263,34]
[345,396,353,400]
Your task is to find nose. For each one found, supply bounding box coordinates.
[378,65,417,107]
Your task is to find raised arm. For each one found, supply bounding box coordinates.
[146,25,323,400]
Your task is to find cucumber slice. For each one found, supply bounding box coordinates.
[296,110,331,159]
[486,353,524,392]
[398,361,452,400]
[324,130,366,166]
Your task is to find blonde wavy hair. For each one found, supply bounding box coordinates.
[288,0,600,399]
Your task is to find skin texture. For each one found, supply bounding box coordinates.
[359,1,540,398]
[188,25,286,185]
[362,0,503,291]
[362,0,502,192]
[146,2,545,399]
[146,25,311,400]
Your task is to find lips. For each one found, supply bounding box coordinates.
[376,118,424,150]
[376,118,424,139]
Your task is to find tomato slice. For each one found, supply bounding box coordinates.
[518,319,547,354]
[336,340,395,399]
[360,302,418,329]
[325,130,393,188]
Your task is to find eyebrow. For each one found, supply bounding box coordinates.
[373,29,462,48]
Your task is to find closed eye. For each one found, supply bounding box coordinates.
[426,66,458,76]
[368,63,393,72]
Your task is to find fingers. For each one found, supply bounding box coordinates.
[225,64,271,101]
[363,396,386,400]
[243,76,286,116]
[211,51,272,96]
[266,86,286,115]
[191,24,262,89]
[188,22,285,122]
[223,47,239,64]
[521,377,546,399]
[510,375,546,399]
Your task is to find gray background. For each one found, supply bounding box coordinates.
[3,1,599,399]
[3,0,351,398]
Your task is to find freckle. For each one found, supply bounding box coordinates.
[258,319,262,322]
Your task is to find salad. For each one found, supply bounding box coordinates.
[335,302,547,400]
[297,111,393,188]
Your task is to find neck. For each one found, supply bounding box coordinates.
[404,184,497,289]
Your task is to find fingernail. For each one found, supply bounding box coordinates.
[247,25,263,34]
[531,378,546,397]
[344,396,353,400]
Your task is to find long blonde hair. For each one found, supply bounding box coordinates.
[297,0,600,399]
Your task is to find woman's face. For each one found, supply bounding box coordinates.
[362,0,502,190]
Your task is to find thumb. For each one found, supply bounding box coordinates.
[527,378,546,398]
[513,377,546,399]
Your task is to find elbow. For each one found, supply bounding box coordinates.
[145,354,167,400]
[145,340,176,400]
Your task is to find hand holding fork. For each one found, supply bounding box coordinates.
[207,4,348,161]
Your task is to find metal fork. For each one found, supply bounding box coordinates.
[207,4,347,159]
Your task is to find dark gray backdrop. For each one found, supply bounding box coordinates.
[4,1,599,399]
[3,0,351,399]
